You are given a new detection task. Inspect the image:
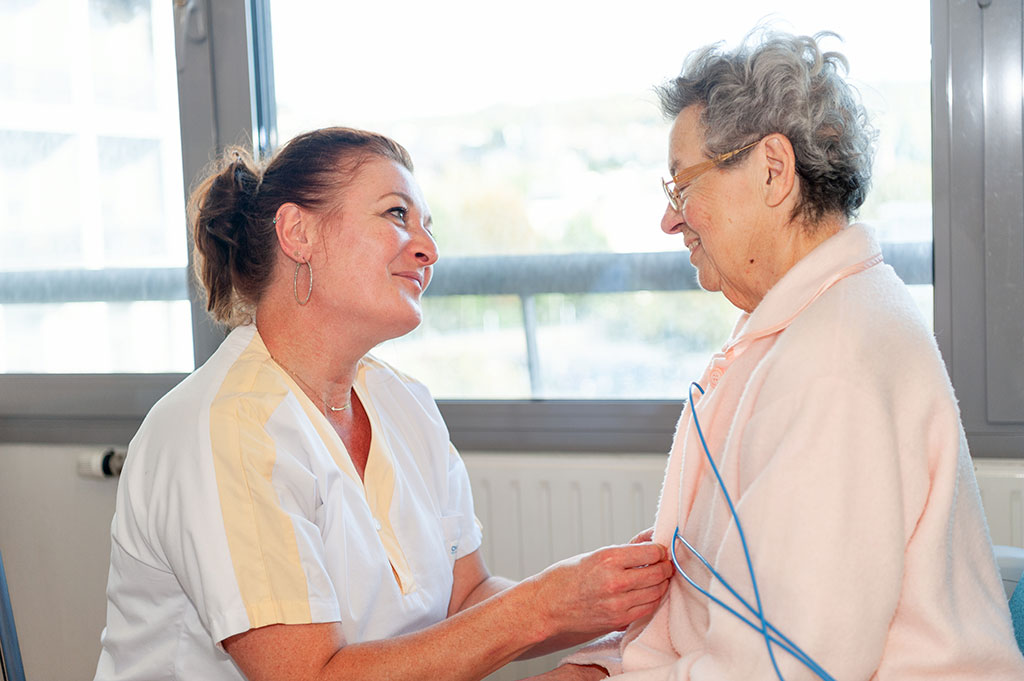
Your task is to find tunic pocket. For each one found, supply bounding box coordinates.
[440,513,464,562]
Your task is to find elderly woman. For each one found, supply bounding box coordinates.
[93,127,673,681]
[539,30,1024,681]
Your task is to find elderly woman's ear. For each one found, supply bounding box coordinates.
[760,134,798,209]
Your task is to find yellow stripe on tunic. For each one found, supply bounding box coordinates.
[357,365,416,594]
[209,333,312,628]
[265,347,417,594]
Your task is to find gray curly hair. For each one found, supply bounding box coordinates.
[656,29,877,225]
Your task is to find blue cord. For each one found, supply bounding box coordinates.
[672,381,835,681]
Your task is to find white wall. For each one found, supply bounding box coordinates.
[0,444,118,681]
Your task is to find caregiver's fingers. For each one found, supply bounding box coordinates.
[599,541,667,569]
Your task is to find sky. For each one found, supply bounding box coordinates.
[270,1,931,127]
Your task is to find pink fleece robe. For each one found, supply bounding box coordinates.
[567,224,1024,680]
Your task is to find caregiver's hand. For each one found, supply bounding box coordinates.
[528,542,672,637]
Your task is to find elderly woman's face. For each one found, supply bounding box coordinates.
[661,106,773,313]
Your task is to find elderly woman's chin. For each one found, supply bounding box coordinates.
[691,262,723,296]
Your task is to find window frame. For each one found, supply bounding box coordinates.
[4,0,1021,459]
[931,0,1024,457]
[0,0,251,446]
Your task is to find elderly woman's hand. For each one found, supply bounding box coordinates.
[526,541,672,638]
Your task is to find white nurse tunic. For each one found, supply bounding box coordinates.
[94,324,482,681]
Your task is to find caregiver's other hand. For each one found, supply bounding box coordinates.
[520,663,609,681]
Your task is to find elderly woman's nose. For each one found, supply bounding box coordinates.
[661,203,683,234]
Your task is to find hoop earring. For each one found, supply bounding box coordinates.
[294,260,312,305]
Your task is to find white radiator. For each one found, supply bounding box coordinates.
[464,453,667,580]
[462,453,1024,680]
[974,458,1024,548]
[463,452,666,681]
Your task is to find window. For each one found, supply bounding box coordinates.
[269,2,932,399]
[0,0,191,373]
[14,1,1016,456]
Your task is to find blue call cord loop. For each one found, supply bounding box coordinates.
[673,382,835,681]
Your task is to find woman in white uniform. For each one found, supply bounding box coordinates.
[93,127,673,681]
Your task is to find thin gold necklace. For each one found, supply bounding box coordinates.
[274,358,352,413]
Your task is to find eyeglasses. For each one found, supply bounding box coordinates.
[661,139,761,211]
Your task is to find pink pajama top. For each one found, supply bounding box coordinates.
[568,224,1024,680]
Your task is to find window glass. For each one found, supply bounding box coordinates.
[0,0,191,373]
[270,2,931,398]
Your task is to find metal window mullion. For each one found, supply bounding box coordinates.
[521,294,542,396]
[980,0,1024,423]
[931,0,1024,455]
[249,0,277,158]
[173,0,261,367]
[930,0,953,375]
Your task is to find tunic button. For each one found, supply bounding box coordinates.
[709,368,724,386]
[374,518,382,531]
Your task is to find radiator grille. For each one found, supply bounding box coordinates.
[463,452,665,680]
[975,458,1024,548]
